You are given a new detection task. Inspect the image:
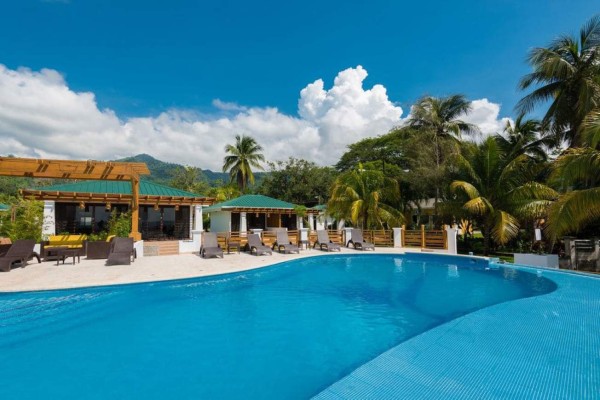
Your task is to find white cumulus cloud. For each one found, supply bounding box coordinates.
[0,64,511,171]
[463,98,512,136]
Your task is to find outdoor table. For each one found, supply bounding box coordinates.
[298,240,310,250]
[55,248,81,265]
[226,240,241,254]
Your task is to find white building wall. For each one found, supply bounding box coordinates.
[209,211,231,233]
[180,205,204,253]
[42,200,56,238]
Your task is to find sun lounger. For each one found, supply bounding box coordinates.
[106,237,136,266]
[274,230,300,254]
[200,232,224,259]
[314,230,341,252]
[0,239,36,272]
[348,229,375,251]
[247,234,272,256]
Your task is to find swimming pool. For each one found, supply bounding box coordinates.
[0,253,593,399]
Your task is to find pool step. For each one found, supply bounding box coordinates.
[143,241,180,256]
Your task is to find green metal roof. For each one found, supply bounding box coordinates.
[32,180,205,198]
[310,204,327,211]
[0,203,9,211]
[204,194,297,212]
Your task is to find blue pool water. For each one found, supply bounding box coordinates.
[0,254,556,399]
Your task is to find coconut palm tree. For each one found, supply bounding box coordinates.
[450,137,557,255]
[407,94,479,217]
[546,111,600,239]
[495,115,553,162]
[408,94,479,150]
[517,15,600,147]
[222,135,265,191]
[327,164,404,229]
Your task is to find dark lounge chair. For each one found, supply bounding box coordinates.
[106,237,136,266]
[0,239,36,272]
[314,230,341,252]
[274,230,300,254]
[200,232,224,259]
[348,229,375,251]
[247,234,272,256]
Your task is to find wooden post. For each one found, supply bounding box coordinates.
[421,224,426,248]
[401,225,406,247]
[443,224,448,249]
[130,176,142,241]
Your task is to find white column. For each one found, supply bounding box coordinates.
[240,212,247,233]
[393,227,403,249]
[187,205,203,253]
[445,226,458,254]
[42,200,56,238]
[297,215,303,229]
[308,214,315,231]
[343,227,353,247]
[251,228,263,238]
[193,206,203,231]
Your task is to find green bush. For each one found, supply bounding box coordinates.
[0,198,44,242]
[107,211,131,238]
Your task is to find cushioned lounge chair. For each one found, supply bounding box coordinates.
[348,229,375,251]
[274,230,300,254]
[247,234,272,256]
[0,239,36,272]
[200,232,224,259]
[314,230,341,252]
[106,237,135,266]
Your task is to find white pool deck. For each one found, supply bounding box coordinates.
[0,247,432,292]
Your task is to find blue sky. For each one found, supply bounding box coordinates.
[1,0,596,117]
[0,1,597,168]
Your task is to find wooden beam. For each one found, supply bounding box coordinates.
[130,176,141,241]
[0,157,150,180]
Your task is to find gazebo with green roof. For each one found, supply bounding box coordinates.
[22,180,214,241]
[204,194,318,232]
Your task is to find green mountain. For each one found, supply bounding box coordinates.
[116,154,265,186]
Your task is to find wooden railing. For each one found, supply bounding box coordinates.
[361,230,394,247]
[210,227,447,251]
[401,225,447,249]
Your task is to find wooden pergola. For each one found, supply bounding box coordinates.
[0,157,150,240]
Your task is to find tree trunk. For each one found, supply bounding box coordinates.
[483,225,491,256]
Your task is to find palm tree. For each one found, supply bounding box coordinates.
[408,94,479,217]
[170,166,209,194]
[495,115,552,162]
[546,112,600,239]
[222,135,265,191]
[327,164,404,229]
[517,15,600,147]
[450,137,557,255]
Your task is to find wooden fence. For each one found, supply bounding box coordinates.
[212,226,447,251]
[402,225,447,249]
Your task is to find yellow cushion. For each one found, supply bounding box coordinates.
[47,234,87,248]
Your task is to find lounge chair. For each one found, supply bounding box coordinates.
[247,234,272,256]
[200,232,224,259]
[106,237,136,266]
[314,230,341,252]
[0,239,36,272]
[274,230,300,254]
[348,229,375,251]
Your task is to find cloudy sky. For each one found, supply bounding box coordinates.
[0,1,596,170]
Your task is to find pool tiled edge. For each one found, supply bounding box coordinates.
[314,265,600,399]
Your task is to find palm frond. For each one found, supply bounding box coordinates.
[491,211,520,245]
